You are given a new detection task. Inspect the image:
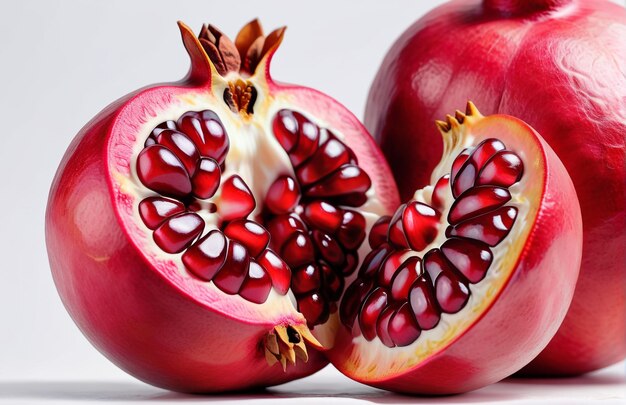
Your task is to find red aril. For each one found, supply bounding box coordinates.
[328,103,583,394]
[46,20,398,393]
[366,0,626,375]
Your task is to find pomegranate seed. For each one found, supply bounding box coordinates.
[332,192,368,207]
[292,264,321,295]
[302,201,342,233]
[449,206,518,247]
[388,204,409,249]
[144,135,157,147]
[450,149,470,183]
[435,271,470,314]
[266,214,307,250]
[368,216,391,249]
[191,157,221,199]
[452,160,478,198]
[223,219,269,258]
[256,249,291,295]
[321,264,344,301]
[155,129,200,177]
[298,293,328,326]
[390,256,421,301]
[340,278,373,328]
[378,250,410,288]
[336,210,366,250]
[272,109,299,152]
[448,186,511,225]
[137,145,192,197]
[359,244,393,279]
[431,174,450,210]
[182,230,228,281]
[218,175,256,222]
[138,197,185,230]
[441,238,493,283]
[341,252,358,276]
[305,165,371,199]
[177,110,229,163]
[402,201,440,251]
[296,137,352,185]
[212,240,250,294]
[376,305,397,348]
[409,273,441,330]
[423,248,452,284]
[388,303,421,347]
[239,260,272,304]
[153,212,204,253]
[469,139,505,169]
[280,231,315,268]
[477,151,524,188]
[359,288,388,341]
[265,175,300,215]
[289,112,320,167]
[312,230,345,267]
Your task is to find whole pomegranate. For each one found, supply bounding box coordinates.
[46,20,399,392]
[365,0,626,375]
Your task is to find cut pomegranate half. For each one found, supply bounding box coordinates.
[328,103,582,394]
[46,20,398,393]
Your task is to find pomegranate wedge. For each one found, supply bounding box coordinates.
[328,103,582,394]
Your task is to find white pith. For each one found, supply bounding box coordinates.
[110,71,387,325]
[340,114,537,378]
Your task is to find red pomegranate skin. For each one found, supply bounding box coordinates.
[365,0,626,375]
[45,23,400,392]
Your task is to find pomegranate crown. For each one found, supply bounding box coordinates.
[178,19,286,82]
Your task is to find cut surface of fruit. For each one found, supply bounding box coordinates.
[46,19,398,393]
[328,103,582,394]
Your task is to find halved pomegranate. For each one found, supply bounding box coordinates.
[328,103,583,394]
[46,20,398,392]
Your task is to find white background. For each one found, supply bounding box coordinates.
[0,0,624,403]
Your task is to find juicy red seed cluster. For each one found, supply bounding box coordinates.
[136,110,290,305]
[340,138,524,348]
[266,109,371,326]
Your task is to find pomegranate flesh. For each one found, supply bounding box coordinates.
[366,0,626,375]
[328,103,583,394]
[46,20,398,393]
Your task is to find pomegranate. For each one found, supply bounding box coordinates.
[46,20,399,392]
[328,103,583,394]
[365,0,626,375]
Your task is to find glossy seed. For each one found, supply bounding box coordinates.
[138,197,185,230]
[312,230,345,267]
[296,137,352,185]
[376,305,397,348]
[368,216,391,249]
[409,273,441,330]
[477,151,524,188]
[302,201,342,233]
[402,201,440,251]
[359,288,388,341]
[448,206,518,247]
[153,212,204,253]
[155,129,200,177]
[292,264,321,295]
[272,109,299,152]
[435,270,470,314]
[223,219,270,258]
[137,145,192,197]
[377,250,410,288]
[191,157,221,199]
[340,278,373,328]
[390,256,421,301]
[281,232,315,268]
[182,230,228,281]
[218,175,256,222]
[441,238,492,283]
[387,204,409,249]
[321,264,344,301]
[256,249,291,295]
[359,244,393,279]
[448,186,511,225]
[265,175,300,215]
[266,214,307,250]
[306,165,371,198]
[239,260,272,304]
[388,302,421,347]
[289,113,320,167]
[177,110,229,163]
[336,210,366,250]
[431,174,450,210]
[212,239,250,294]
[298,293,328,327]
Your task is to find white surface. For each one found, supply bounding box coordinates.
[0,0,625,404]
